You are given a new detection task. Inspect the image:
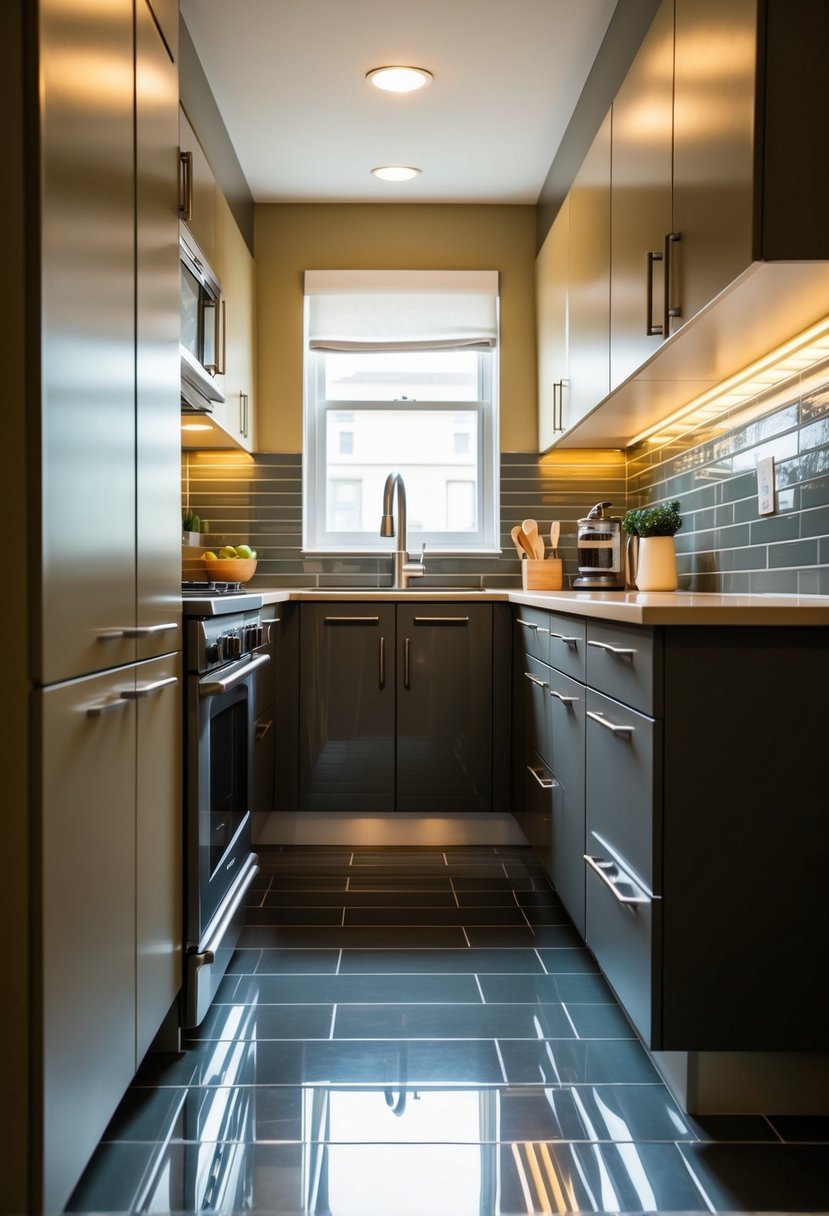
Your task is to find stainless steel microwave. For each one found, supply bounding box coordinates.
[180,225,225,413]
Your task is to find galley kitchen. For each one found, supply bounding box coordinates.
[4,1,829,1213]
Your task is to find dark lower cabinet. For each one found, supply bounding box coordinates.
[513,606,829,1053]
[299,602,500,812]
[299,604,396,811]
[396,606,493,812]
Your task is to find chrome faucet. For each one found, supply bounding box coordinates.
[380,472,426,589]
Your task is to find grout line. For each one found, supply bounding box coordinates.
[449,879,461,909]
[474,974,486,1004]
[329,1006,337,1040]
[762,1115,784,1142]
[335,949,343,975]
[461,927,472,948]
[534,948,549,974]
[341,907,346,927]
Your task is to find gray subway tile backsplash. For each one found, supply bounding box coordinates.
[184,367,829,595]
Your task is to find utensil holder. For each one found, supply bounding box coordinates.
[521,558,563,591]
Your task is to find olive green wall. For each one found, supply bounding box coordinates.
[254,203,538,453]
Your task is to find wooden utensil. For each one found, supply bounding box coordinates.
[549,521,560,559]
[511,524,532,558]
[521,518,544,559]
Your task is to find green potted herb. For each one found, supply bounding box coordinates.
[622,500,682,590]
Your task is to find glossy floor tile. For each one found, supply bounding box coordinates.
[68,844,829,1214]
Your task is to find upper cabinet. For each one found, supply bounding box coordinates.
[567,110,612,430]
[539,0,829,450]
[609,0,674,390]
[179,109,258,453]
[179,105,216,263]
[535,196,568,451]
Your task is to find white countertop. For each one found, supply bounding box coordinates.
[256,586,829,625]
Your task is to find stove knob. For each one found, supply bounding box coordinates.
[228,632,242,657]
[205,642,220,664]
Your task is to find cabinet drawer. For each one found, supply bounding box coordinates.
[547,668,585,799]
[514,607,550,663]
[522,656,552,766]
[585,842,658,1044]
[547,611,586,681]
[585,620,661,715]
[585,689,660,891]
[517,751,554,868]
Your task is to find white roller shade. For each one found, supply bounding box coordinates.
[305,269,499,351]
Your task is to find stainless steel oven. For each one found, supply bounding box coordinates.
[183,590,269,1027]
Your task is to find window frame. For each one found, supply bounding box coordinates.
[303,341,500,555]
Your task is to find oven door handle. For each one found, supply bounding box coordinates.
[192,854,260,967]
[199,652,270,697]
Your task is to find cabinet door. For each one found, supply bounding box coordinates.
[548,669,586,935]
[567,109,611,427]
[536,196,569,450]
[672,0,756,331]
[610,0,674,388]
[397,605,493,812]
[135,653,182,1062]
[39,0,136,685]
[299,605,395,810]
[179,106,216,262]
[136,0,183,663]
[212,190,257,452]
[39,667,136,1212]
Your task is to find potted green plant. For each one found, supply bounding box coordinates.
[622,500,683,591]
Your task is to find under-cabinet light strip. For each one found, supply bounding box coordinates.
[630,315,829,447]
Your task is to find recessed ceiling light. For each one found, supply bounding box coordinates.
[366,66,433,93]
[371,165,421,182]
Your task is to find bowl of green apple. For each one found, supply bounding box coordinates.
[202,544,258,583]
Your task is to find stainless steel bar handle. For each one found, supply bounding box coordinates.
[587,640,636,657]
[552,380,565,433]
[199,651,270,697]
[179,150,193,221]
[586,710,635,735]
[412,617,470,624]
[663,231,681,335]
[516,618,538,631]
[121,675,178,699]
[549,632,579,645]
[86,697,129,719]
[536,626,550,637]
[524,672,548,689]
[240,392,248,438]
[646,249,664,336]
[217,298,227,376]
[379,635,385,689]
[193,856,260,966]
[98,622,179,640]
[550,689,579,704]
[404,638,411,688]
[527,765,555,790]
[324,616,381,624]
[584,853,649,905]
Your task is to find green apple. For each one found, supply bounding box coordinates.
[234,544,253,559]
[219,546,238,559]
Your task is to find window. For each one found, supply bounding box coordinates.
[303,270,499,554]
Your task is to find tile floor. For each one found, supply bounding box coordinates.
[68,845,829,1214]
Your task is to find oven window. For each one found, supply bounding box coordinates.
[209,698,248,876]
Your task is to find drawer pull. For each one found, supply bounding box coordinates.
[587,639,636,658]
[549,631,579,645]
[412,616,470,625]
[524,672,548,689]
[586,710,635,736]
[516,618,538,631]
[536,627,550,636]
[584,853,649,905]
[527,765,556,790]
[550,689,579,704]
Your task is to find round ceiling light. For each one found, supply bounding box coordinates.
[371,165,421,182]
[366,66,433,93]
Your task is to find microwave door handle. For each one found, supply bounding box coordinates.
[199,651,270,697]
[217,297,226,376]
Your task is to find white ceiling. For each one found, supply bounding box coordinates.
[180,0,618,204]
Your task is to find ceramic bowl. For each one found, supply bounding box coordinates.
[202,557,257,583]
